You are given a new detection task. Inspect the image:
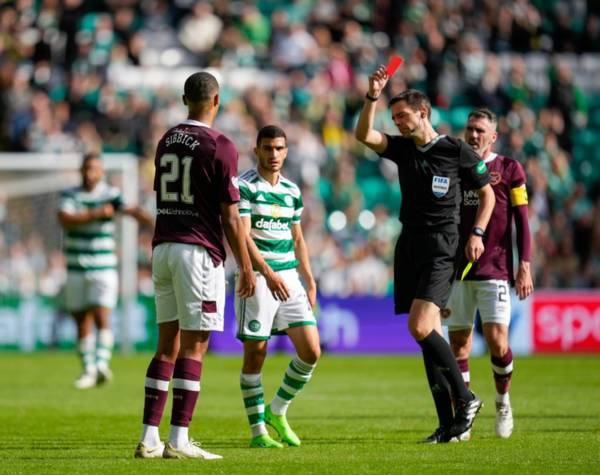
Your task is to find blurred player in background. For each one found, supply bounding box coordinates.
[134,72,255,460]
[445,108,534,439]
[58,152,152,390]
[236,125,320,448]
[355,66,495,443]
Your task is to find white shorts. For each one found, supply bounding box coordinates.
[65,269,118,312]
[153,243,225,332]
[235,268,316,340]
[444,279,511,330]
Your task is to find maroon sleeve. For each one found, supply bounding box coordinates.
[153,148,160,192]
[153,135,167,192]
[510,160,527,187]
[511,161,531,262]
[514,205,532,262]
[214,135,240,203]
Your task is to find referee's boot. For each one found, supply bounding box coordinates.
[420,427,456,444]
[449,392,483,438]
[420,426,470,444]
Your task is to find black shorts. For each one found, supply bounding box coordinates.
[393,228,459,314]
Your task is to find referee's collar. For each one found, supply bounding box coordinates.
[416,134,446,152]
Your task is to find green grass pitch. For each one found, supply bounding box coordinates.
[1,352,599,474]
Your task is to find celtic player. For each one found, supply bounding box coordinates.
[236,125,320,449]
[58,152,152,389]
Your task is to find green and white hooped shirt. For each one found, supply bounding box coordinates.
[59,182,123,272]
[238,168,302,272]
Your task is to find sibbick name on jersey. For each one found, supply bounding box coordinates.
[165,132,200,150]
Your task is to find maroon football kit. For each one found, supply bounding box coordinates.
[458,153,530,283]
[152,119,240,266]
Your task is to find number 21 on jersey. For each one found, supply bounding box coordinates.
[159,153,194,204]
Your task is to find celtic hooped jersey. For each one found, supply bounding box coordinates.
[237,168,302,272]
[59,182,123,272]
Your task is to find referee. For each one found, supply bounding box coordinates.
[355,65,496,443]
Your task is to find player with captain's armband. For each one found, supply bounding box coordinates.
[444,108,534,440]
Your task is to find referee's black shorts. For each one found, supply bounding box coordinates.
[393,227,459,314]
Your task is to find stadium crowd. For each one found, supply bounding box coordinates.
[1,0,599,299]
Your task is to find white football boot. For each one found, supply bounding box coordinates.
[495,401,514,438]
[163,440,223,460]
[134,441,165,459]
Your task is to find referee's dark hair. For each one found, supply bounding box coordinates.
[256,125,287,147]
[468,108,498,127]
[388,89,432,119]
[184,72,219,104]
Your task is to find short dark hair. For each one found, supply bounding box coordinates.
[468,108,497,126]
[388,89,431,118]
[184,72,219,103]
[256,125,287,147]
[82,151,101,167]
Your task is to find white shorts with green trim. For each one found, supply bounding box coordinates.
[444,279,511,330]
[235,268,316,340]
[65,269,118,312]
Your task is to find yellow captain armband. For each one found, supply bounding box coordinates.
[510,184,528,206]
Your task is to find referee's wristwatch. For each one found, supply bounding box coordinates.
[471,226,485,237]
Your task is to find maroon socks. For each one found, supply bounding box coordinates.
[143,358,175,426]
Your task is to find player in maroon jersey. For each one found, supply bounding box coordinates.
[135,72,256,459]
[445,108,533,439]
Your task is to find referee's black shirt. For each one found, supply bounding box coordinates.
[378,134,490,230]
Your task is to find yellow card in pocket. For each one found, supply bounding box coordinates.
[460,261,474,281]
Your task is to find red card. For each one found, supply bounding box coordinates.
[386,55,404,76]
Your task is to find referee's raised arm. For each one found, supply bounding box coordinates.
[354,65,389,154]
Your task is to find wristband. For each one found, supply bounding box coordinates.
[471,226,485,237]
[365,93,379,101]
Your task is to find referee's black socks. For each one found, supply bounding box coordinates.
[421,347,454,428]
[417,330,472,403]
